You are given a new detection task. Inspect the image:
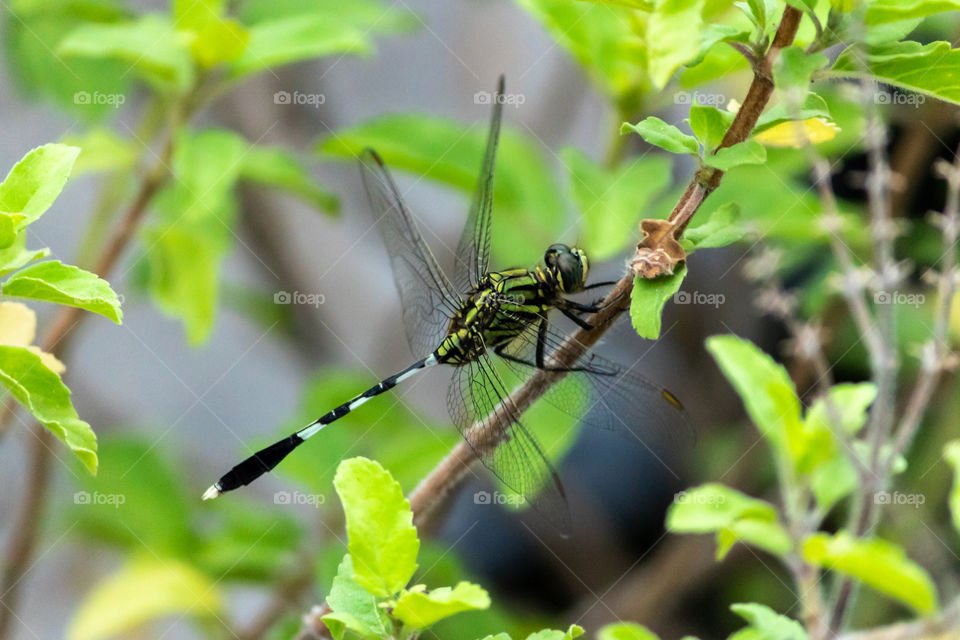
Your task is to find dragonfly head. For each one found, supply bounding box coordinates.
[544,243,589,293]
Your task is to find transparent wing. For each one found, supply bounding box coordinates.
[453,75,504,294]
[495,314,693,460]
[359,149,461,357]
[447,354,572,534]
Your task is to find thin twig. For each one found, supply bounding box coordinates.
[890,146,960,459]
[828,79,902,634]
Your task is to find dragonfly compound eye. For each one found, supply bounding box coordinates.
[557,251,586,292]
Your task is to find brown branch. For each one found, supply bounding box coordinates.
[638,4,803,271]
[0,141,173,639]
[409,4,804,532]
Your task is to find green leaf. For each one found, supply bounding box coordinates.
[62,129,139,175]
[190,18,249,67]
[240,146,339,214]
[174,0,225,29]
[578,0,653,6]
[334,457,419,597]
[809,454,858,513]
[705,335,801,456]
[667,483,791,559]
[755,93,831,134]
[145,128,247,344]
[705,140,767,171]
[864,0,960,24]
[803,533,938,614]
[562,148,672,261]
[239,0,418,34]
[681,203,744,252]
[631,263,687,339]
[319,114,564,267]
[174,0,249,67]
[67,556,224,640]
[774,47,828,91]
[622,118,700,155]
[0,345,97,473]
[0,232,49,277]
[70,438,192,555]
[805,383,877,436]
[515,0,645,98]
[3,0,132,120]
[729,603,808,640]
[737,0,777,32]
[945,440,960,533]
[0,213,24,250]
[231,14,370,75]
[3,261,122,323]
[0,144,79,230]
[58,15,195,91]
[598,621,662,640]
[802,383,878,510]
[646,0,706,89]
[393,581,491,628]
[525,625,585,640]
[688,103,733,152]
[830,41,960,106]
[323,555,389,640]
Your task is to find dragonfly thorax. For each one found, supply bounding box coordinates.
[438,268,555,365]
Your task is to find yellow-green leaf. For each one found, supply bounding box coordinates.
[393,581,491,628]
[598,621,662,640]
[334,457,419,597]
[0,143,79,228]
[802,533,938,614]
[0,345,96,473]
[68,556,224,640]
[3,260,122,323]
[646,0,705,89]
[944,440,960,533]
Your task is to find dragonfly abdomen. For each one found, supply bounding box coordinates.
[202,354,438,499]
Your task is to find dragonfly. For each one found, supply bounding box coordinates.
[203,76,687,533]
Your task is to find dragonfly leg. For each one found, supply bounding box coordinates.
[536,317,547,368]
[494,341,592,373]
[581,280,617,291]
[560,306,596,330]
